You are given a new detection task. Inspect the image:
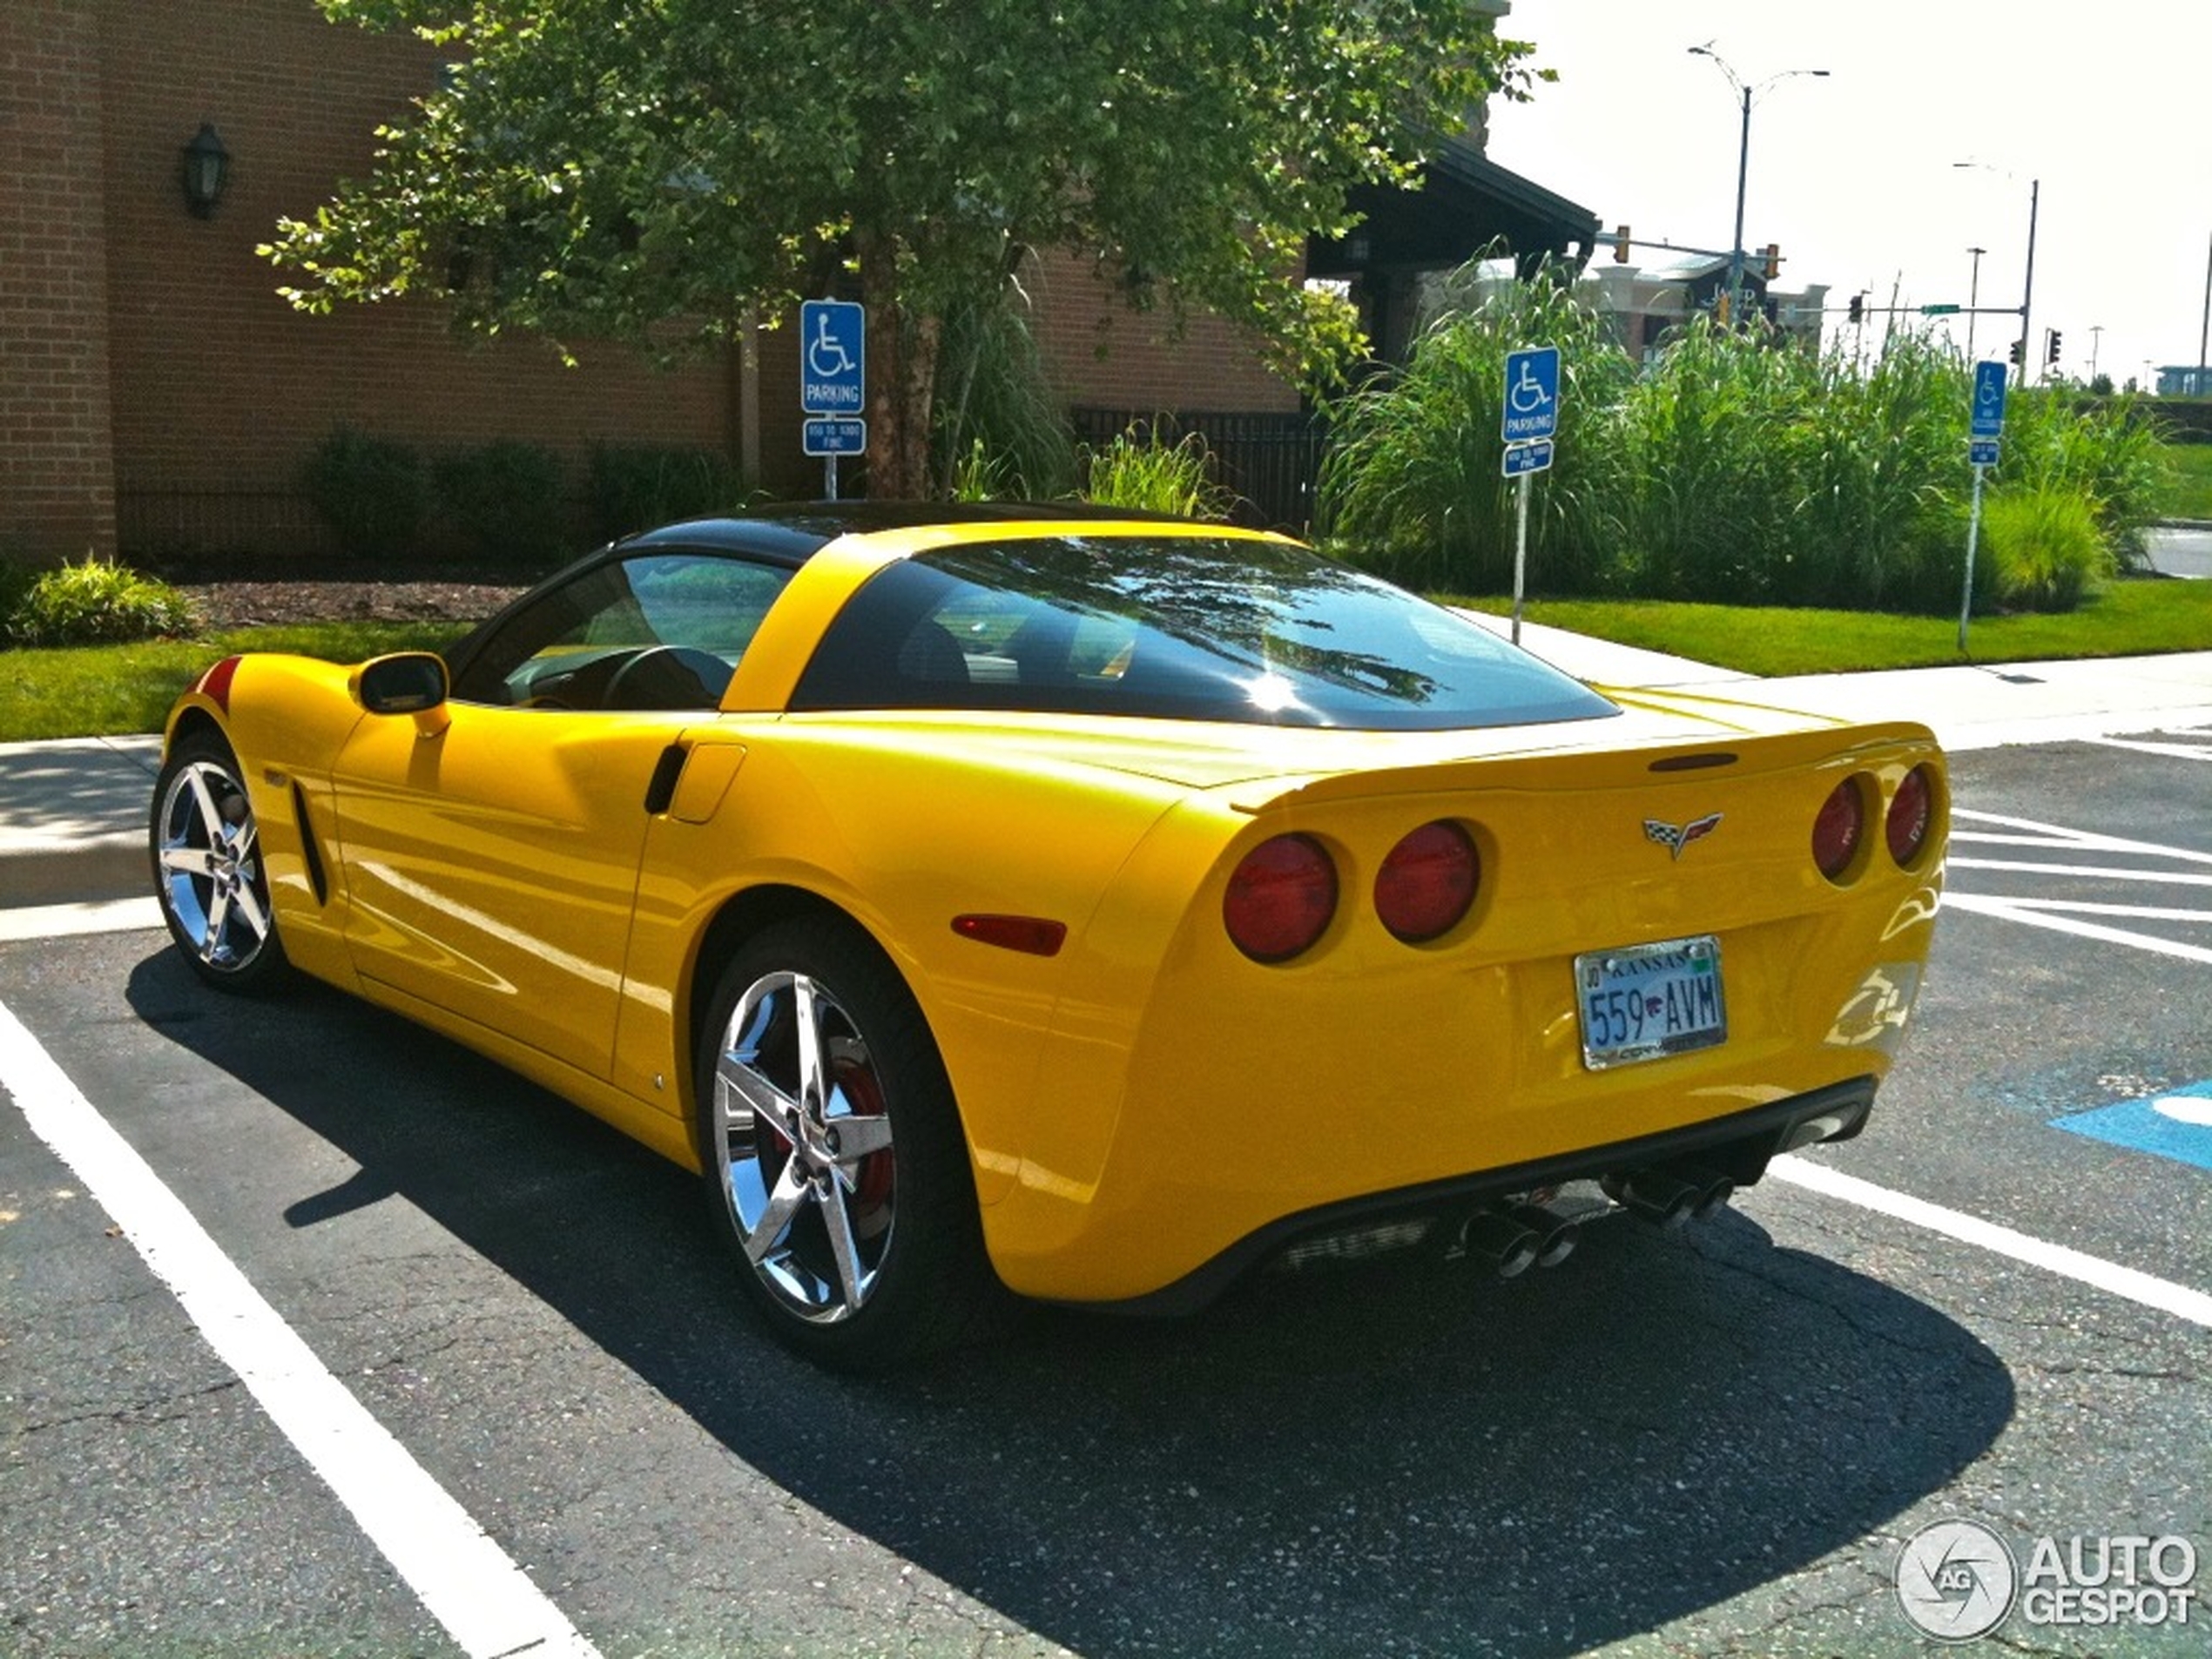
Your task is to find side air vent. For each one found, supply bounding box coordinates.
[292,783,330,906]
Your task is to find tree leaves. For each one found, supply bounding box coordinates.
[267,0,1536,486]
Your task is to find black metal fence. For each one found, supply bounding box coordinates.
[1070,408,1327,534]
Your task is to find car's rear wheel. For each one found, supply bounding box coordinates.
[696,918,988,1371]
[151,729,292,993]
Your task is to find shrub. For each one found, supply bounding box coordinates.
[435,440,568,563]
[1080,424,1232,518]
[1979,487,2113,611]
[587,445,750,543]
[5,556,199,646]
[301,428,433,560]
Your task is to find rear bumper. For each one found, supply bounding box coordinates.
[1087,1075,1876,1317]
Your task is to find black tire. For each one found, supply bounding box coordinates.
[694,917,989,1371]
[149,728,293,994]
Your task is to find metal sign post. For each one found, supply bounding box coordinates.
[1501,347,1561,644]
[800,299,867,500]
[1960,360,2009,651]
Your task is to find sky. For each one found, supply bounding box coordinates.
[1483,0,2212,389]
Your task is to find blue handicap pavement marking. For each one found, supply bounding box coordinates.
[2052,1080,2212,1174]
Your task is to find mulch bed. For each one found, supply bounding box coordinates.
[179,577,530,631]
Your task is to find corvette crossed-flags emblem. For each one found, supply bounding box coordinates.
[1644,813,1723,860]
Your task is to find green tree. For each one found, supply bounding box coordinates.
[265,0,1539,496]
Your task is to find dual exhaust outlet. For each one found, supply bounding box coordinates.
[1458,1163,1737,1278]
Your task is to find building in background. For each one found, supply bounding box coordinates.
[1,0,1592,561]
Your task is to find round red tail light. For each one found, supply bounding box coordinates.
[1375,820,1480,943]
[1224,833,1338,962]
[1812,778,1865,881]
[1886,765,1935,867]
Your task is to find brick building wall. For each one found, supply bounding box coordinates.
[95,0,736,560]
[0,2,1311,566]
[1026,250,1301,417]
[1,0,119,563]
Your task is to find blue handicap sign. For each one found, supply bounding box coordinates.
[2052,1080,2212,1174]
[802,417,867,456]
[1970,359,2008,439]
[800,300,866,415]
[1969,437,2000,468]
[1501,347,1561,444]
[1501,439,1554,478]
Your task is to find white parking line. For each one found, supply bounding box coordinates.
[1941,893,2212,965]
[0,897,164,942]
[1769,1155,2212,1329]
[0,996,604,1659]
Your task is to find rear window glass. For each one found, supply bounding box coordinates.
[788,535,1617,731]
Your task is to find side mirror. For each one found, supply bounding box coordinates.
[351,653,450,735]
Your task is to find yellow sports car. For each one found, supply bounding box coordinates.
[152,506,1946,1369]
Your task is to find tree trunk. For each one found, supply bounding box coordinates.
[861,273,941,500]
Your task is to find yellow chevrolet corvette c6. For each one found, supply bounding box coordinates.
[152,505,1946,1370]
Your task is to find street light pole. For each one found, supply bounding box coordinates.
[1953,164,2040,388]
[1966,246,1986,360]
[1689,45,1829,328]
[2019,178,2040,387]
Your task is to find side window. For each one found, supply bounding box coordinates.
[452,553,792,711]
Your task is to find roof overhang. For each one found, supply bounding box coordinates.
[1308,138,1599,278]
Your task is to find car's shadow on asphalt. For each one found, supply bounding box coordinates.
[128,950,2012,1657]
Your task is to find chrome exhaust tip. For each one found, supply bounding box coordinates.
[1602,1169,1699,1228]
[1508,1203,1581,1267]
[1460,1207,1541,1278]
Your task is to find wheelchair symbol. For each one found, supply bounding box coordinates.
[809,309,857,380]
[1509,357,1554,415]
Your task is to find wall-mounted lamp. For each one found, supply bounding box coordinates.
[181,122,230,218]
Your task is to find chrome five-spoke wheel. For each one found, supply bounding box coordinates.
[711,968,899,1324]
[151,732,289,992]
[697,920,987,1371]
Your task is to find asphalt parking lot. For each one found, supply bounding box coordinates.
[3,723,2209,1657]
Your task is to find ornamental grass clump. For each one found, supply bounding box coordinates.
[1318,255,1633,595]
[1081,425,1232,519]
[1978,487,2114,611]
[4,556,199,647]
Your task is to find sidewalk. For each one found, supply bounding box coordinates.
[3,644,2209,926]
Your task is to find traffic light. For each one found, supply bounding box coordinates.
[2046,328,2063,366]
[2008,338,2024,367]
[1612,225,1632,263]
[1762,243,1780,280]
[1847,293,1864,324]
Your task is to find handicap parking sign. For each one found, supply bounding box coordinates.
[1971,359,2008,439]
[800,300,866,415]
[1501,347,1561,445]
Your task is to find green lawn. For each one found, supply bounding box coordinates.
[1456,577,2212,676]
[0,621,465,743]
[2165,441,2212,520]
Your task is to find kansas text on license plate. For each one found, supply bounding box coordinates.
[1575,934,1726,1069]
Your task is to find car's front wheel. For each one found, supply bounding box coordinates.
[150,728,292,994]
[695,919,989,1371]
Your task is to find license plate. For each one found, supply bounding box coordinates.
[1575,935,1727,1070]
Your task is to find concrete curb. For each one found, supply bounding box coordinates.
[0,736,160,907]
